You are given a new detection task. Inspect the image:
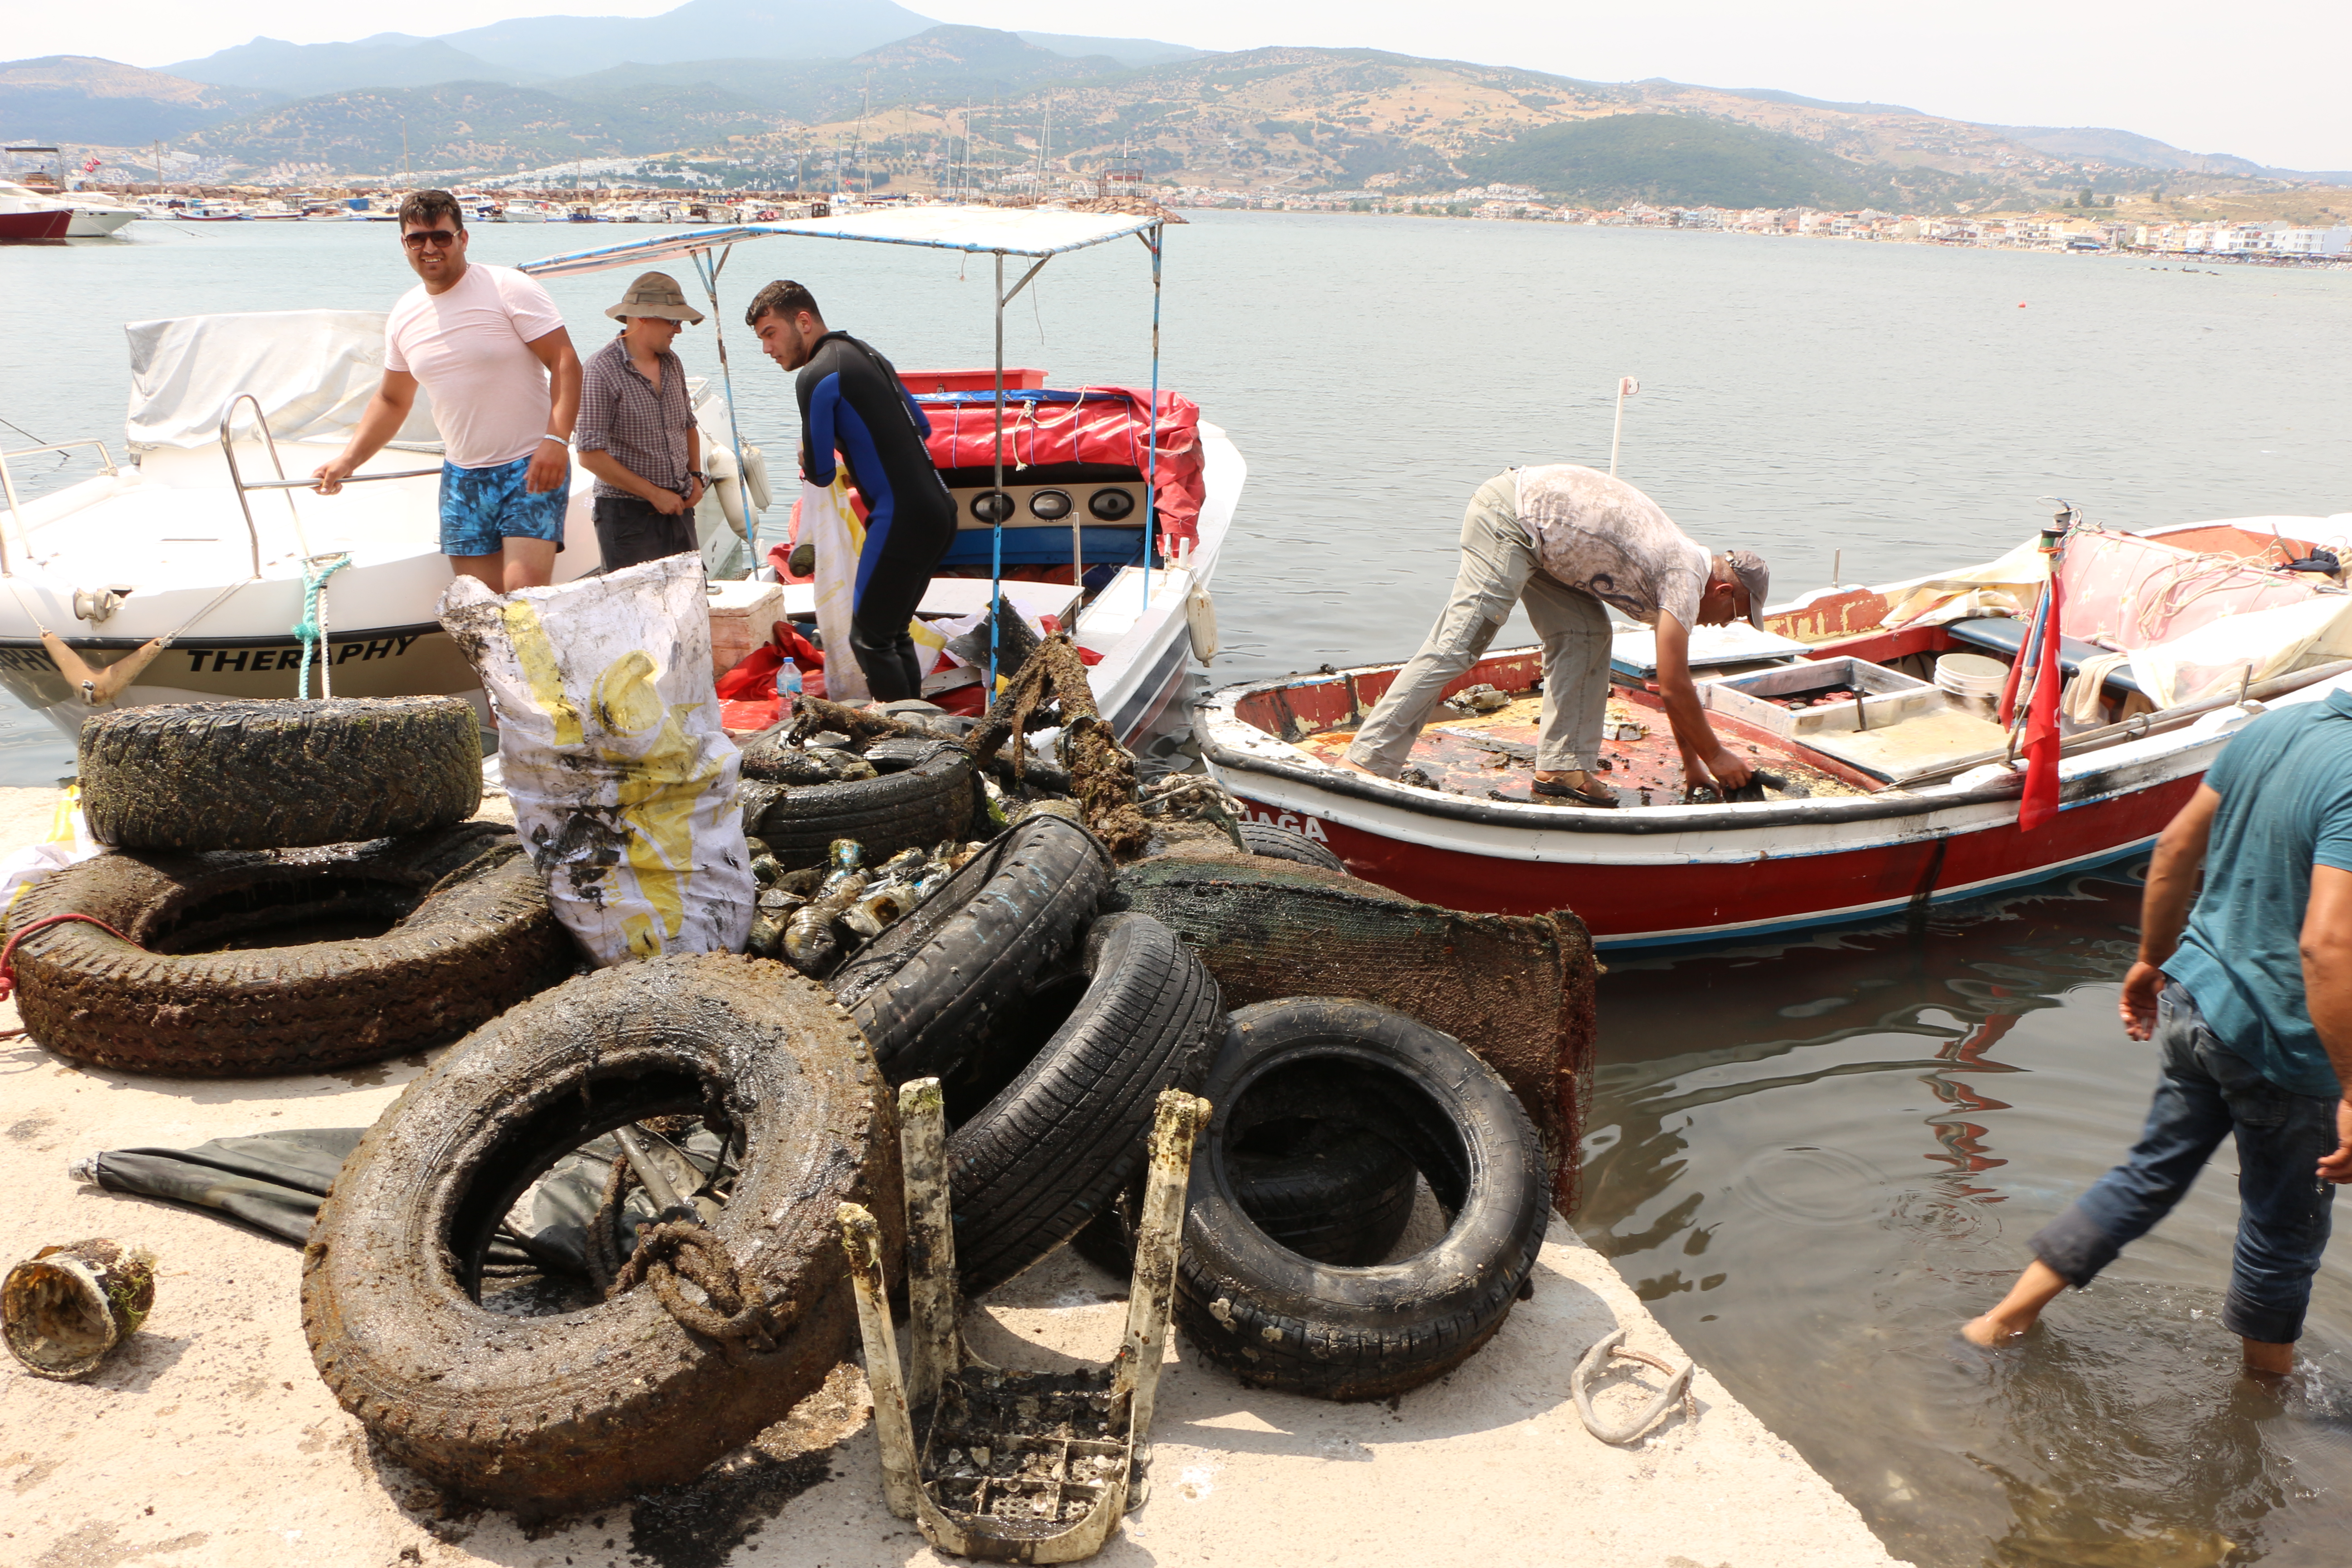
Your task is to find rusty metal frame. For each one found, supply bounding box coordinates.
[839,1079,1206,1563]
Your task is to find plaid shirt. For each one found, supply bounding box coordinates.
[577,335,694,500]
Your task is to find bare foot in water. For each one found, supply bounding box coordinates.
[1962,1260,2069,1347]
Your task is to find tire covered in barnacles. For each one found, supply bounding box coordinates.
[301,953,900,1517]
[3,822,570,1077]
[78,697,483,852]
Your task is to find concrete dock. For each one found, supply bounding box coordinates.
[0,784,1906,1568]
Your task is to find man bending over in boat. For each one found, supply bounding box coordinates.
[747,279,956,703]
[313,188,583,592]
[1338,466,1769,806]
[1963,701,2352,1374]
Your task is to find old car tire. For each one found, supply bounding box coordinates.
[1072,1121,1417,1276]
[1236,820,1348,874]
[1174,998,1548,1401]
[3,822,573,1077]
[748,740,977,870]
[302,954,899,1519]
[831,814,1111,1085]
[946,912,1223,1295]
[78,697,482,852]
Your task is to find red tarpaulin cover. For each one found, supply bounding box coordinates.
[919,388,1205,557]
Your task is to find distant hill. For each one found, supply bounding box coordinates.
[1463,113,1942,209]
[1690,85,1927,118]
[439,0,933,78]
[165,35,535,97]
[1996,125,2267,177]
[558,26,1125,121]
[184,79,775,175]
[0,55,278,145]
[1014,33,1205,70]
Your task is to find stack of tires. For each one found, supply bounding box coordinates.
[4,698,576,1078]
[832,808,1551,1402]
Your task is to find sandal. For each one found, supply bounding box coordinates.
[1531,776,1619,809]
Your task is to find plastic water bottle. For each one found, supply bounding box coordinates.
[774,657,803,700]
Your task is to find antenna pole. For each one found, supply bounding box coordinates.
[1609,375,1637,477]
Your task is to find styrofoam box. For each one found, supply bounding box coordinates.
[707,577,784,681]
[1697,656,1939,739]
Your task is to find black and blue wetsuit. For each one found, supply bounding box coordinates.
[796,331,957,701]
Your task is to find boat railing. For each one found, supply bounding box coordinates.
[217,393,439,577]
[0,437,120,577]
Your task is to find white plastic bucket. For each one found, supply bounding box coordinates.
[1936,652,2008,721]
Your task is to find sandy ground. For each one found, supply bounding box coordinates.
[0,785,1905,1568]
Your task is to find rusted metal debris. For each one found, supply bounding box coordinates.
[840,1079,1207,1562]
[3,1238,157,1380]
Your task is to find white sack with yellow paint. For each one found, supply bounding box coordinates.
[439,555,755,966]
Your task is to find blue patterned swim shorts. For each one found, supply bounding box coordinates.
[440,452,568,557]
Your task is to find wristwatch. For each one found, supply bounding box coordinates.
[687,470,707,484]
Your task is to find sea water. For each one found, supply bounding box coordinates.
[5,211,2350,1564]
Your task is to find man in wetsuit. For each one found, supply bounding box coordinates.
[747,279,956,701]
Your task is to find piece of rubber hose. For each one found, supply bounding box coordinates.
[1571,1328,1694,1445]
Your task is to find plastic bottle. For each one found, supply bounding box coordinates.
[774,657,803,699]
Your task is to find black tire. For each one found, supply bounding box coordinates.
[1174,998,1548,1401]
[831,815,1110,1085]
[1236,820,1348,874]
[947,912,1223,1295]
[302,954,898,1518]
[1072,1120,1417,1276]
[750,740,978,870]
[3,823,574,1077]
[79,697,482,852]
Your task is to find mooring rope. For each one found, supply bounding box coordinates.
[291,551,351,700]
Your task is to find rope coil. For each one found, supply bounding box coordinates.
[586,1144,776,1357]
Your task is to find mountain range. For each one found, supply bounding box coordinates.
[3,6,2343,206]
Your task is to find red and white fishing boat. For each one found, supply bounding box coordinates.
[1201,511,2352,950]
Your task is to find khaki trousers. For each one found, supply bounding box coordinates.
[1344,473,1612,778]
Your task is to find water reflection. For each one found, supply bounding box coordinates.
[1576,864,2352,1566]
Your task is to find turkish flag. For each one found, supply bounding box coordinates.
[2018,573,2065,832]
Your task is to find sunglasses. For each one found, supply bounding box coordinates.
[402,229,461,250]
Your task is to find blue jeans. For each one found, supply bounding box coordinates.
[2032,983,2338,1343]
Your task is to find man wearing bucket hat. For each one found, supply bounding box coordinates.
[1340,465,1770,805]
[575,270,710,571]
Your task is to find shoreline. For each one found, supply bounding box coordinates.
[0,782,1906,1568]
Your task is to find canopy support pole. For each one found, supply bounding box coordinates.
[1143,223,1163,613]
[692,243,753,565]
[990,250,1005,691]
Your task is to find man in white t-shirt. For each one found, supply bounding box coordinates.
[313,189,582,591]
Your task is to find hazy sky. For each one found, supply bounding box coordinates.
[29,0,2350,170]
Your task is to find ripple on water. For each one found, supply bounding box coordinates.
[1731,1144,1889,1228]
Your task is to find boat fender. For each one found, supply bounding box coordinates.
[1186,583,1220,663]
[741,444,773,514]
[705,447,748,540]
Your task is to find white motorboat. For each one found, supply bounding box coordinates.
[0,311,764,737]
[1,184,139,237]
[0,183,72,241]
[519,206,1235,742]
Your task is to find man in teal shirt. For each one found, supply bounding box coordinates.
[1964,691,2352,1374]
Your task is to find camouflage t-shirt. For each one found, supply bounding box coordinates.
[1512,464,1710,629]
